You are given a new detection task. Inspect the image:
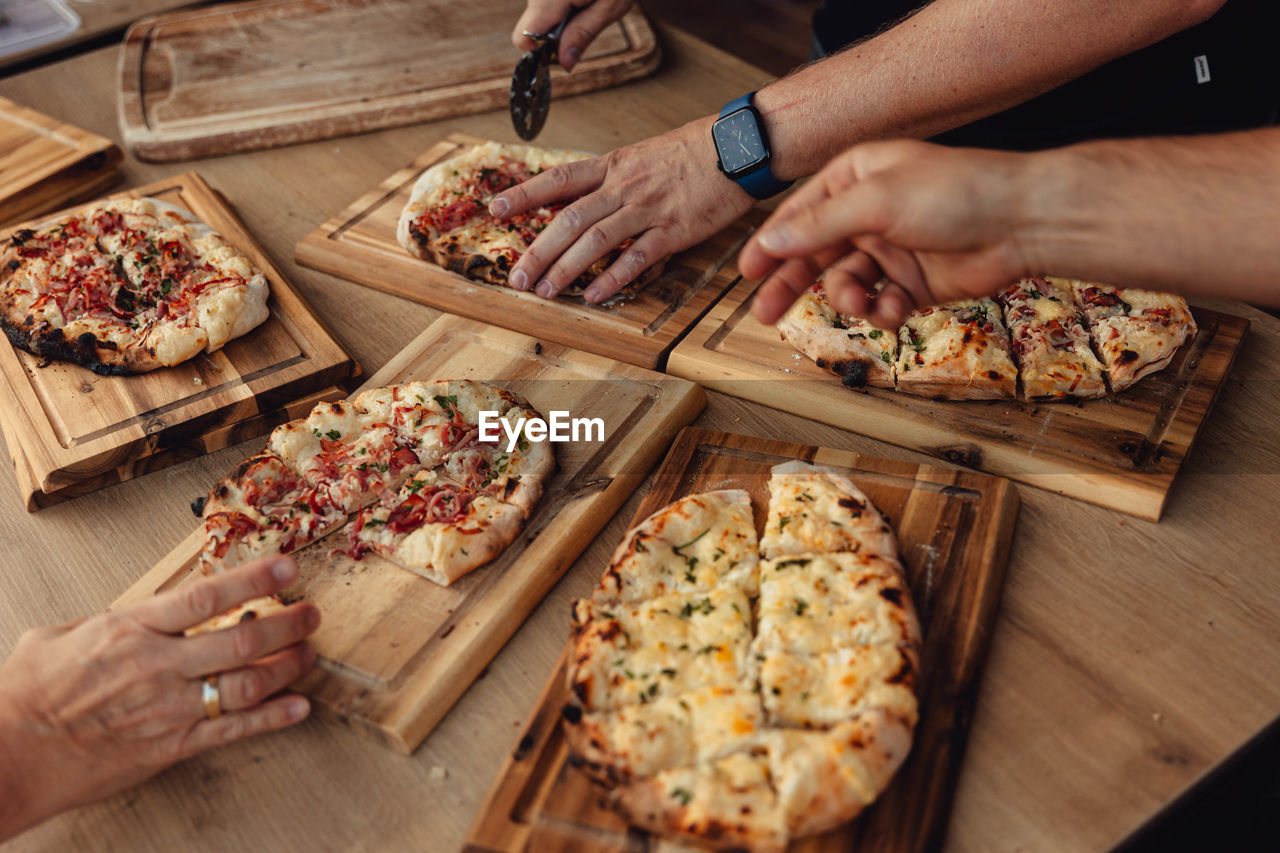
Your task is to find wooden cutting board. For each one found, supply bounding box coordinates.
[113,314,706,754]
[465,427,1020,853]
[668,277,1249,521]
[0,96,122,226]
[0,172,358,508]
[295,133,754,371]
[118,0,660,161]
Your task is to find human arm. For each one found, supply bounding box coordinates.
[739,128,1280,328]
[492,0,1227,302]
[0,556,318,842]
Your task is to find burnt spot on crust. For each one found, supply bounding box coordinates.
[879,586,903,606]
[463,254,493,277]
[1,318,131,376]
[494,254,511,272]
[987,369,1002,380]
[571,679,591,705]
[826,358,870,388]
[886,651,915,686]
[238,610,259,623]
[7,260,18,271]
[10,229,34,246]
[408,224,430,246]
[1117,349,1139,364]
[229,457,256,481]
[836,497,865,514]
[190,495,207,517]
[595,620,623,643]
[561,703,583,724]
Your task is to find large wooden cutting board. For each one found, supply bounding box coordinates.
[295,133,754,370]
[0,172,357,508]
[113,314,706,754]
[465,427,1020,853]
[668,277,1249,521]
[0,96,121,226]
[118,0,660,161]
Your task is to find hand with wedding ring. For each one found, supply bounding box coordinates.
[0,556,319,841]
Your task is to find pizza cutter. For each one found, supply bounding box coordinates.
[509,8,579,141]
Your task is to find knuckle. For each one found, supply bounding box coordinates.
[584,225,611,252]
[182,582,220,623]
[559,204,584,232]
[237,669,266,706]
[231,625,264,662]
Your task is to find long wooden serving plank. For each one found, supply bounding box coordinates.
[668,277,1249,521]
[113,315,706,754]
[295,133,754,371]
[0,96,122,226]
[466,427,1020,853]
[118,0,660,161]
[0,172,358,508]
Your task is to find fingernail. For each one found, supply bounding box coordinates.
[757,225,793,252]
[271,558,296,582]
[536,280,554,298]
[287,697,310,721]
[564,46,581,70]
[509,269,528,290]
[488,197,508,217]
[305,606,321,630]
[583,286,602,302]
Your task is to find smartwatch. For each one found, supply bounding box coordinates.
[712,92,793,199]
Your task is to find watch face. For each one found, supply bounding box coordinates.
[713,108,766,175]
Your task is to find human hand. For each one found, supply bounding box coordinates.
[740,139,1041,329]
[513,0,636,71]
[0,556,318,840]
[489,117,755,302]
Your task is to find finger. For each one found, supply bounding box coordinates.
[557,0,629,70]
[202,643,317,715]
[130,556,299,635]
[750,256,828,325]
[822,251,883,315]
[866,283,916,331]
[178,694,310,759]
[854,234,935,311]
[533,208,641,298]
[583,229,669,302]
[489,156,606,220]
[511,193,622,294]
[176,602,320,678]
[513,0,576,50]
[753,179,894,260]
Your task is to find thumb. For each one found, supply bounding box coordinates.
[558,1,631,70]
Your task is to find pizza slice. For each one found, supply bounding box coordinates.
[999,277,1106,399]
[340,469,525,586]
[894,298,1018,399]
[591,489,760,604]
[396,141,664,295]
[1065,277,1197,391]
[184,594,288,636]
[759,461,896,560]
[776,284,897,389]
[759,643,919,729]
[197,452,346,574]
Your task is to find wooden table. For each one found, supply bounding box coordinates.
[2,23,1279,853]
[0,0,203,71]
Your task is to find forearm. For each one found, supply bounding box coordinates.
[0,696,44,842]
[755,0,1225,180]
[1014,128,1280,303]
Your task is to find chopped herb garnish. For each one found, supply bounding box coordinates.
[671,788,693,806]
[325,429,342,440]
[794,598,809,616]
[867,329,883,339]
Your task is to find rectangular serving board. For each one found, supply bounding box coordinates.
[112,314,706,754]
[294,133,756,371]
[118,0,660,161]
[0,171,359,509]
[0,95,122,226]
[667,277,1249,520]
[465,427,1021,853]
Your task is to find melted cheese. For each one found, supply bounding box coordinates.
[760,644,918,728]
[760,462,896,560]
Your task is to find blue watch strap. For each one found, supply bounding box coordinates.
[717,92,793,200]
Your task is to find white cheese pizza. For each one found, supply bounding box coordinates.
[1065,277,1197,391]
[999,276,1107,399]
[564,462,922,851]
[397,141,665,296]
[1,198,268,374]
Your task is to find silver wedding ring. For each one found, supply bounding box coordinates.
[202,675,223,720]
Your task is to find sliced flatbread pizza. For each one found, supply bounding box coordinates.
[1065,277,1197,391]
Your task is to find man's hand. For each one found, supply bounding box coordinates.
[513,0,636,71]
[490,117,756,302]
[0,557,318,841]
[740,140,1041,329]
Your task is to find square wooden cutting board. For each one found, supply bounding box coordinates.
[0,172,357,509]
[465,427,1020,852]
[113,314,706,754]
[668,277,1249,521]
[0,95,122,226]
[294,133,755,371]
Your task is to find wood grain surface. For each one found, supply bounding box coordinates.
[3,28,1280,853]
[118,0,660,161]
[668,276,1249,520]
[295,132,754,370]
[0,95,122,225]
[466,427,1020,853]
[114,314,705,753]
[0,171,357,505]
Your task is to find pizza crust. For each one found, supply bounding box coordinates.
[777,288,896,389]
